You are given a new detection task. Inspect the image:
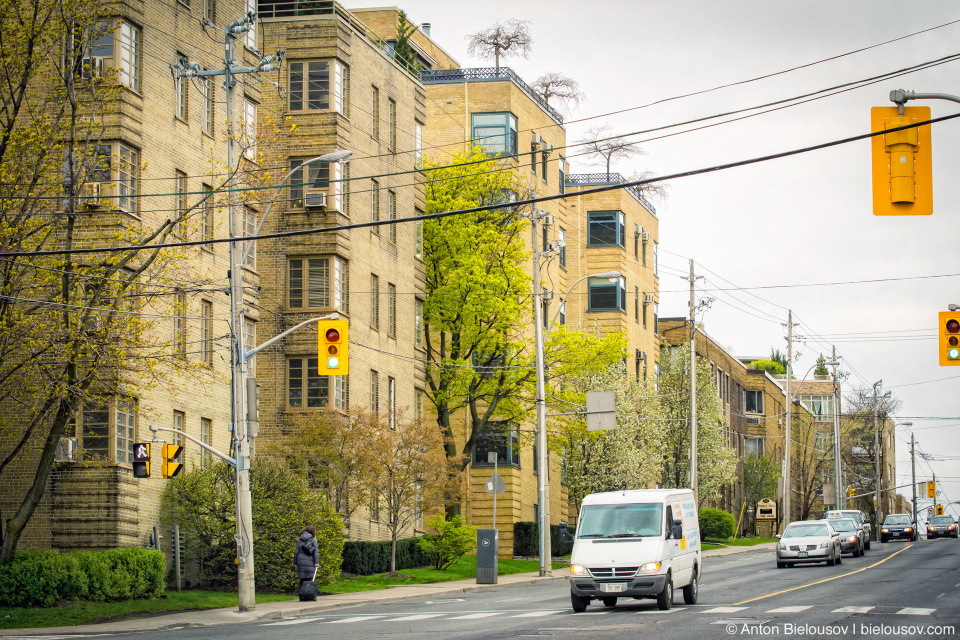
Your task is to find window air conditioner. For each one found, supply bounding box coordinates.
[747,417,760,425]
[635,224,642,236]
[303,190,328,209]
[638,352,647,362]
[81,56,105,79]
[531,132,543,147]
[641,231,650,242]
[643,294,655,304]
[81,182,103,209]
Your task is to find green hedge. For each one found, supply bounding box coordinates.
[699,507,736,540]
[513,522,574,557]
[0,548,165,608]
[340,537,432,575]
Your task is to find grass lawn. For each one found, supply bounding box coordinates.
[0,555,561,629]
[702,537,777,551]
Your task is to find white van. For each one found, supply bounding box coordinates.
[561,489,701,612]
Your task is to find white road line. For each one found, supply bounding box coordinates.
[326,615,385,624]
[833,606,874,613]
[937,593,946,598]
[448,612,504,620]
[703,606,748,614]
[263,617,325,626]
[578,612,609,615]
[638,609,679,614]
[382,614,446,622]
[897,608,935,616]
[767,606,812,613]
[512,610,563,618]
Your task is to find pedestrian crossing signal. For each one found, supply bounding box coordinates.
[162,443,183,478]
[133,442,150,478]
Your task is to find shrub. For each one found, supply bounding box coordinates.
[417,514,476,570]
[699,507,736,540]
[340,537,431,575]
[512,522,574,557]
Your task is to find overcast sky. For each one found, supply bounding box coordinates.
[349,0,960,519]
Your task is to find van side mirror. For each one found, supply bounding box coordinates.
[559,521,572,543]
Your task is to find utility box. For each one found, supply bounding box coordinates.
[476,529,498,584]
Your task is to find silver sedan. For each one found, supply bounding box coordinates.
[776,520,843,568]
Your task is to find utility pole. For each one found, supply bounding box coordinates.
[911,433,917,527]
[531,208,551,577]
[783,310,793,528]
[831,346,842,510]
[689,259,697,503]
[873,380,882,534]
[176,12,282,612]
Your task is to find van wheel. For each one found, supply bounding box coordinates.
[571,592,589,613]
[864,539,871,550]
[777,561,786,569]
[682,572,698,604]
[601,597,617,607]
[656,574,673,610]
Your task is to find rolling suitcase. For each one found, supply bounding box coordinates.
[298,567,318,601]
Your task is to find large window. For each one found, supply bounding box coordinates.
[471,112,517,156]
[370,274,380,329]
[289,159,344,211]
[173,290,186,358]
[176,171,188,238]
[415,299,423,349]
[288,60,347,114]
[118,23,140,92]
[388,283,397,337]
[88,142,138,212]
[371,85,380,139]
[87,22,140,92]
[474,421,520,466]
[288,357,328,408]
[799,395,835,422]
[588,276,626,312]
[200,418,212,467]
[388,190,397,242]
[243,98,257,160]
[388,99,397,151]
[744,436,763,457]
[588,211,625,247]
[288,256,348,311]
[72,398,137,463]
[203,78,215,135]
[370,369,379,413]
[558,227,566,268]
[335,376,349,411]
[176,53,188,120]
[745,390,764,414]
[201,300,213,367]
[415,122,423,167]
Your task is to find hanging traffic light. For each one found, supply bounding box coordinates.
[133,442,150,478]
[936,505,944,516]
[317,319,348,375]
[871,106,932,216]
[939,311,960,366]
[162,443,183,478]
[928,481,937,498]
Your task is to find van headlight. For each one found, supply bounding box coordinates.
[570,564,590,576]
[637,562,661,574]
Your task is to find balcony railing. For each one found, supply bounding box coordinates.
[420,67,564,125]
[565,173,657,214]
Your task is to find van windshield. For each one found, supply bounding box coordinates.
[577,503,663,538]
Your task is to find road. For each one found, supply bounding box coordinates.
[107,539,960,639]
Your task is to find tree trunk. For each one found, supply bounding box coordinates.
[390,535,397,572]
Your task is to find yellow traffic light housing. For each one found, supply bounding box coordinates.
[928,480,937,498]
[318,319,348,375]
[939,311,960,366]
[133,442,150,478]
[936,505,944,516]
[162,443,183,478]
[871,106,932,216]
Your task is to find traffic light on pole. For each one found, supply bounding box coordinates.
[936,505,944,516]
[871,106,932,216]
[940,311,960,366]
[928,481,936,498]
[162,443,183,478]
[132,442,150,478]
[318,319,348,375]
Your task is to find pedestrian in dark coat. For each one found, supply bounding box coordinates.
[295,525,319,586]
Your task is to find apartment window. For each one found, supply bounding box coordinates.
[642,300,648,328]
[176,171,188,238]
[370,370,379,413]
[370,274,379,330]
[203,78,215,135]
[119,23,140,92]
[588,276,626,312]
[173,410,185,448]
[85,22,141,92]
[74,398,137,463]
[745,390,764,414]
[415,122,423,167]
[243,317,256,374]
[176,53,188,119]
[415,299,423,349]
[370,495,380,521]
[415,215,423,259]
[288,357,328,408]
[541,151,548,183]
[588,211,625,247]
[642,237,647,266]
[653,241,659,277]
[635,350,642,381]
[388,99,397,151]
[342,162,350,216]
[388,190,397,243]
[634,231,640,259]
[243,98,257,160]
[288,60,347,115]
[371,85,380,139]
[288,256,348,311]
[335,375,349,411]
[88,143,138,212]
[289,159,344,211]
[634,286,640,322]
[558,301,565,325]
[799,395,835,422]
[530,143,537,176]
[201,300,213,366]
[204,0,215,22]
[471,112,517,156]
[654,303,659,335]
[558,228,566,268]
[744,437,763,457]
[115,400,136,464]
[473,421,520,466]
[388,377,396,429]
[558,157,566,194]
[542,221,549,252]
[244,0,255,48]
[173,290,186,358]
[371,179,380,233]
[541,297,549,329]
[201,184,214,251]
[388,283,397,337]
[244,206,256,268]
[200,418,212,467]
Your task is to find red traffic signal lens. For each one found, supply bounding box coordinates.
[947,319,960,334]
[325,328,340,342]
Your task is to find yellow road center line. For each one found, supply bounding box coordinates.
[734,544,914,605]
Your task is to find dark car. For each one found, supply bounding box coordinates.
[829,517,865,556]
[880,514,917,542]
[825,510,871,550]
[927,515,959,539]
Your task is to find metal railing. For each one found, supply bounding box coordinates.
[565,173,657,214]
[420,67,564,125]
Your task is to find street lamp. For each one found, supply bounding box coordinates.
[535,267,621,577]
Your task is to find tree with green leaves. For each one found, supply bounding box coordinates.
[814,354,829,377]
[742,453,780,533]
[748,359,785,375]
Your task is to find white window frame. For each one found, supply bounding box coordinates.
[288,59,347,115]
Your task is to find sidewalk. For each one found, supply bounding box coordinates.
[0,544,775,636]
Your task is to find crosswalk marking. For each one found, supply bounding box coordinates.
[767,606,812,613]
[833,606,874,613]
[382,614,445,622]
[327,615,385,624]
[638,609,679,614]
[897,607,935,616]
[703,606,747,614]
[448,612,502,620]
[513,610,563,618]
[578,611,609,615]
[263,617,325,626]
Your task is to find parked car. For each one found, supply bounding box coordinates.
[880,514,917,542]
[825,510,871,549]
[776,520,842,568]
[829,517,865,556]
[926,515,959,539]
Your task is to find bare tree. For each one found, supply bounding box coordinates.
[466,19,533,70]
[577,124,644,175]
[625,169,670,207]
[533,72,584,114]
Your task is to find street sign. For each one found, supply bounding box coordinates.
[757,498,777,520]
[927,506,934,519]
[586,391,616,431]
[486,472,505,494]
